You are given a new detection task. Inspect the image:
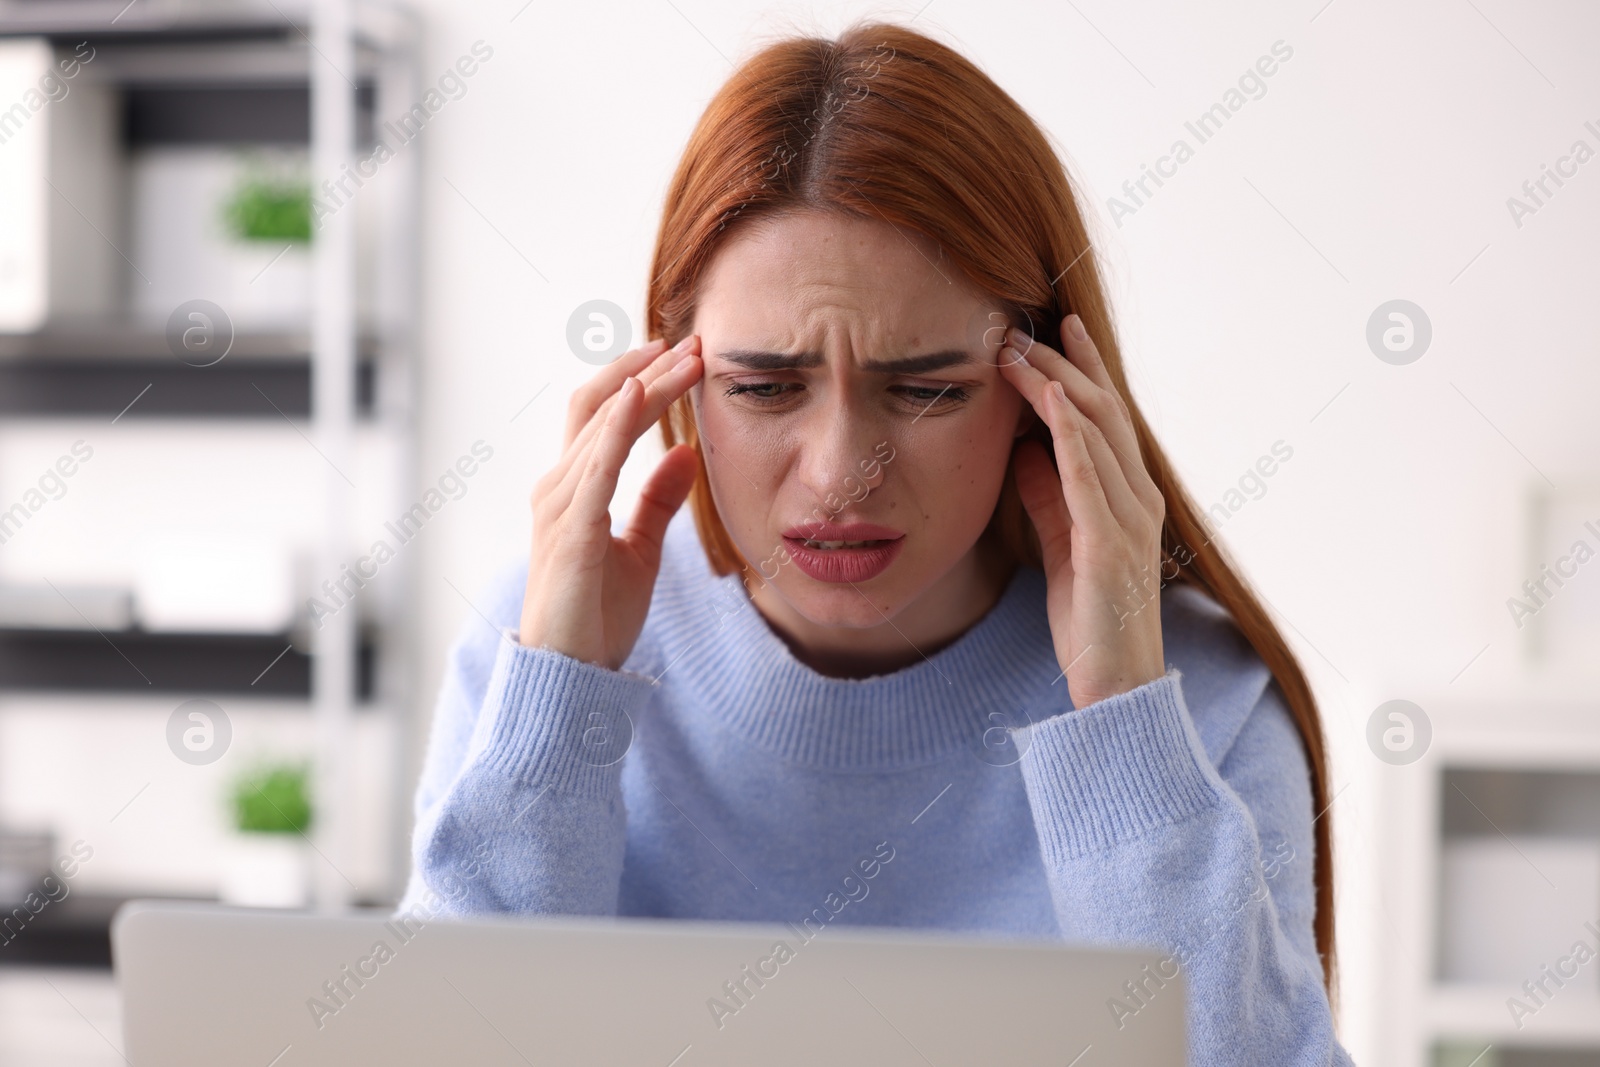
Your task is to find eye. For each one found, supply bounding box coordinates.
[724,381,798,405]
[892,383,971,411]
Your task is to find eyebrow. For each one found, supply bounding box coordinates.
[715,349,976,374]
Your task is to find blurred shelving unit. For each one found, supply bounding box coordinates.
[0,0,420,955]
[0,330,378,418]
[1380,691,1600,1067]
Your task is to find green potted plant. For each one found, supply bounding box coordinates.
[221,172,313,243]
[220,761,314,908]
[212,154,314,329]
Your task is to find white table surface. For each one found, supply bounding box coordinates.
[0,967,123,1066]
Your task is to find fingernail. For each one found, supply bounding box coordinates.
[1067,315,1088,342]
[1051,380,1067,404]
[672,334,696,352]
[1007,327,1032,352]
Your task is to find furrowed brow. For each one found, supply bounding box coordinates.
[715,349,974,373]
[859,350,975,373]
[715,350,826,371]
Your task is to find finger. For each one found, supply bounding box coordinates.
[1000,329,1163,522]
[537,348,678,536]
[1031,379,1128,548]
[564,337,686,451]
[569,337,700,460]
[1002,345,1146,533]
[627,347,703,439]
[544,380,646,522]
[1001,325,1151,502]
[1055,315,1165,511]
[563,336,668,448]
[620,443,699,566]
[556,347,702,502]
[1058,314,1117,400]
[563,336,675,449]
[1011,438,1072,571]
[547,351,704,522]
[569,375,646,535]
[1052,381,1148,535]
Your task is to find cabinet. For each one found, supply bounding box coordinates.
[1380,696,1600,1067]
[0,0,421,939]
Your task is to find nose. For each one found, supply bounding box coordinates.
[794,405,889,516]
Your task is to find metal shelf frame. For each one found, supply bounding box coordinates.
[0,0,423,914]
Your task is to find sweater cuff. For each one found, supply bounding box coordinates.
[474,627,655,797]
[1015,669,1224,863]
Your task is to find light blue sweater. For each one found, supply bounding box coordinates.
[401,510,1353,1065]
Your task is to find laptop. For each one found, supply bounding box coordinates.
[112,900,1185,1065]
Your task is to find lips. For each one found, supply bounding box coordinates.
[778,521,905,583]
[780,520,904,544]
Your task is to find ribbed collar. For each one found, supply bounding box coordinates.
[654,557,1069,771]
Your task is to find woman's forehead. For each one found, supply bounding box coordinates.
[722,209,949,285]
[697,214,987,356]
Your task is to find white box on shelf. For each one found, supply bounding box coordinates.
[130,147,312,332]
[0,38,119,333]
[0,583,133,629]
[1438,835,1600,988]
[134,531,296,633]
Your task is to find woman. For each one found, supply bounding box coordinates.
[403,21,1351,1065]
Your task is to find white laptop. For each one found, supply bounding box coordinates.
[112,900,1185,1065]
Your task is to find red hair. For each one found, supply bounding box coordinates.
[647,21,1337,1000]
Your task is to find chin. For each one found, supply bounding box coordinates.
[776,572,918,629]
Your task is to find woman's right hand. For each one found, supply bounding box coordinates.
[517,335,705,669]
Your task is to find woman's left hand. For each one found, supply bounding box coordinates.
[997,313,1168,708]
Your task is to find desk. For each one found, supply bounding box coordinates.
[0,966,121,1066]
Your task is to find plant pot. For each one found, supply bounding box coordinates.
[219,832,311,908]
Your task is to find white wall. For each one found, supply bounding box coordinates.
[389,1,1600,1063]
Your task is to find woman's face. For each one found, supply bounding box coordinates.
[689,209,1030,635]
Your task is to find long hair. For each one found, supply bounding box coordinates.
[645,21,1337,1000]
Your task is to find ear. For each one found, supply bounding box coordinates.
[1013,401,1036,439]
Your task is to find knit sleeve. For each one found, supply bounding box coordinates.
[1012,669,1354,1066]
[397,609,655,918]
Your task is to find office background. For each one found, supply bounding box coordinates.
[0,0,1596,1064]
